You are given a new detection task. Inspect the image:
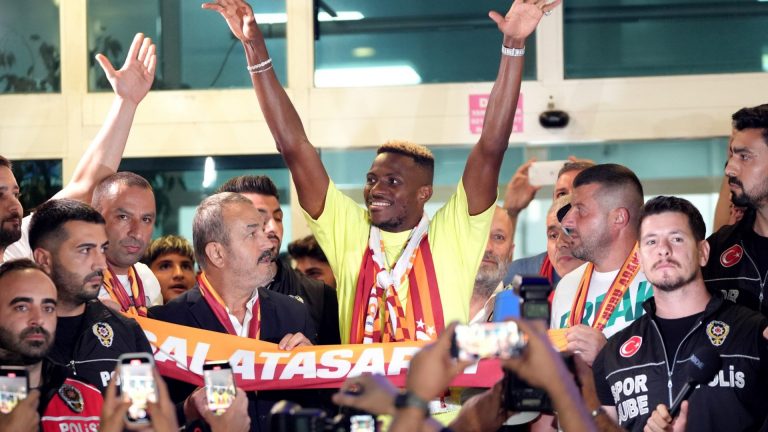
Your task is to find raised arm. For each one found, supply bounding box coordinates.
[203,0,329,218]
[463,0,560,215]
[53,33,156,203]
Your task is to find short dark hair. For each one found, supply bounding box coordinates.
[377,140,435,184]
[29,199,105,251]
[639,196,706,242]
[732,104,768,146]
[216,175,279,199]
[141,235,195,266]
[287,235,329,264]
[0,258,46,282]
[573,163,645,228]
[0,155,11,170]
[558,160,595,179]
[92,172,153,211]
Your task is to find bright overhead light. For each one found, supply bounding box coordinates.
[202,157,217,189]
[253,11,364,24]
[315,65,422,88]
[352,47,376,58]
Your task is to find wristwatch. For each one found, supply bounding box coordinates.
[394,391,430,417]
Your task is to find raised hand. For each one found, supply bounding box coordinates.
[202,0,261,42]
[489,0,562,42]
[95,33,156,106]
[504,158,541,218]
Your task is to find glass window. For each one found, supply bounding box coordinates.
[118,155,293,251]
[11,159,63,214]
[564,0,768,78]
[87,0,287,91]
[0,0,60,94]
[314,0,536,87]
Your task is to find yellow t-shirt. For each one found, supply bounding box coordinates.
[304,180,494,344]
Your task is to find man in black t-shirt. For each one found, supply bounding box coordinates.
[593,196,768,432]
[703,104,768,315]
[28,199,152,392]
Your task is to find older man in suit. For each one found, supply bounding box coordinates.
[150,192,316,432]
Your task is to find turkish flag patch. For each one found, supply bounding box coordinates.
[720,244,743,268]
[620,336,642,358]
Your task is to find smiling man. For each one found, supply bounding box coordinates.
[205,0,560,345]
[703,104,768,315]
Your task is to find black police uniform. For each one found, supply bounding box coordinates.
[48,299,153,393]
[704,209,768,315]
[593,296,768,432]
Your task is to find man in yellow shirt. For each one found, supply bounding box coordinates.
[206,0,561,344]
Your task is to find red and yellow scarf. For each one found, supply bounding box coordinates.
[197,272,261,339]
[350,216,444,344]
[567,243,640,331]
[102,265,147,316]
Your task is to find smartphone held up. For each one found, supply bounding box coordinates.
[118,352,158,425]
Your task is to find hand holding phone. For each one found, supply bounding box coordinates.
[118,352,157,425]
[451,322,528,361]
[203,361,236,415]
[528,160,567,186]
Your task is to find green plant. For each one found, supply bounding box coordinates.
[0,34,60,93]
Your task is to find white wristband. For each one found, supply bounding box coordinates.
[501,45,525,57]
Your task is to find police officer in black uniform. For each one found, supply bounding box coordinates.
[593,196,768,432]
[29,199,152,392]
[704,104,768,315]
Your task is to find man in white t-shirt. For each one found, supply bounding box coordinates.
[92,172,162,313]
[550,164,652,366]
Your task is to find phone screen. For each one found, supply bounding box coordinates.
[203,362,235,415]
[0,367,28,414]
[350,414,376,432]
[120,356,157,424]
[453,321,527,361]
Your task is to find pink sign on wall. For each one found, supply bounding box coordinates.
[469,93,523,134]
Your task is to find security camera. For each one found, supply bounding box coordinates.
[539,97,569,129]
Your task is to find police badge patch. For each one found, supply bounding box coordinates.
[92,322,114,347]
[706,320,729,346]
[58,383,84,413]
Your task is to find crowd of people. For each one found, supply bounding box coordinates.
[1,0,768,431]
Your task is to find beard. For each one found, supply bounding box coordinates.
[729,176,768,209]
[570,227,612,263]
[50,260,102,306]
[649,267,698,293]
[0,217,22,248]
[0,325,52,365]
[474,253,508,298]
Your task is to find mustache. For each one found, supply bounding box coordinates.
[728,176,743,188]
[119,238,144,248]
[20,325,51,341]
[2,210,21,223]
[84,270,104,283]
[653,259,681,269]
[258,250,274,263]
